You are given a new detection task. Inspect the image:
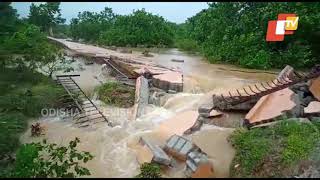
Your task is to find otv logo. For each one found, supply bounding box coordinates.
[266,13,299,42]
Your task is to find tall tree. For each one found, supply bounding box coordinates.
[28,2,65,36]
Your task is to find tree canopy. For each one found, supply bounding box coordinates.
[178,2,320,69]
[28,2,65,36]
[70,8,174,47]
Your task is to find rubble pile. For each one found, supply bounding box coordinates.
[137,134,214,178]
[192,65,320,130]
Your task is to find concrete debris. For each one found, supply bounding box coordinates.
[208,109,223,117]
[139,137,172,166]
[164,134,197,161]
[309,77,320,101]
[184,116,203,135]
[132,76,149,120]
[153,110,199,144]
[171,59,184,63]
[290,81,316,107]
[148,88,171,106]
[198,102,214,117]
[142,50,154,57]
[245,88,298,125]
[243,65,308,127]
[304,101,320,116]
[152,71,183,93]
[185,150,214,178]
[47,37,184,93]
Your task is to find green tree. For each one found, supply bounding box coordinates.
[0,2,20,39]
[28,2,65,36]
[3,24,73,76]
[182,2,320,69]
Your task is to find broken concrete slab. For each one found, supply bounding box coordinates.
[243,65,306,126]
[139,137,171,166]
[152,110,199,145]
[164,134,196,161]
[135,142,154,164]
[152,71,183,92]
[190,127,235,178]
[185,149,214,178]
[245,88,297,125]
[132,76,149,120]
[309,77,320,101]
[208,109,223,118]
[171,59,184,63]
[304,101,320,115]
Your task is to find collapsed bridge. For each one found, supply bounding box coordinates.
[55,74,112,127]
[199,64,320,128]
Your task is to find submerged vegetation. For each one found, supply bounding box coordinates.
[229,119,320,178]
[97,82,135,108]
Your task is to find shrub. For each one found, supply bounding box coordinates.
[229,120,320,177]
[175,38,199,52]
[97,82,135,108]
[135,162,162,178]
[239,50,272,70]
[0,112,27,155]
[11,138,93,178]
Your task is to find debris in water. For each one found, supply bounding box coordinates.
[309,77,320,101]
[31,122,45,137]
[171,59,184,63]
[304,101,320,116]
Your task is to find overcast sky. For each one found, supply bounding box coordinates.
[11,2,209,24]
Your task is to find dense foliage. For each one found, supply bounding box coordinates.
[229,119,320,178]
[0,3,72,177]
[28,2,65,36]
[179,2,320,69]
[70,8,174,47]
[12,138,93,178]
[135,162,162,178]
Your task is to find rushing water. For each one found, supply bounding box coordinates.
[21,48,277,177]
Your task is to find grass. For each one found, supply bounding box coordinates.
[96,81,135,108]
[0,67,64,176]
[229,119,320,178]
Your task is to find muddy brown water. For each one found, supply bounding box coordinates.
[21,48,277,177]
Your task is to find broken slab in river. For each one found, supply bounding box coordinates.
[47,37,183,93]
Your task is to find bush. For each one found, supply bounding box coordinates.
[11,138,93,178]
[239,50,272,70]
[97,82,135,108]
[0,112,28,155]
[135,162,162,178]
[175,38,199,52]
[229,120,320,177]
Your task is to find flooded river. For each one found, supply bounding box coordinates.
[21,48,277,177]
